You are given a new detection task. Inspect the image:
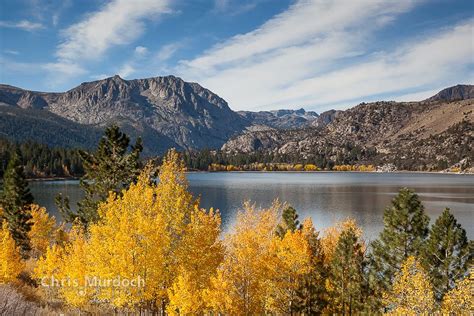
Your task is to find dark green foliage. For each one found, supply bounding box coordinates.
[0,106,101,150]
[57,125,143,228]
[370,188,430,293]
[296,224,328,314]
[327,227,365,314]
[0,149,34,255]
[276,206,300,238]
[0,138,84,179]
[421,208,473,300]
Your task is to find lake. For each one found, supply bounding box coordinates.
[29,172,474,241]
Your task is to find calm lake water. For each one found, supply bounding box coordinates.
[29,172,474,240]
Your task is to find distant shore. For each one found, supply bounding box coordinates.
[24,170,473,181]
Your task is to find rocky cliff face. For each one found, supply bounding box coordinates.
[426,84,474,102]
[237,108,319,129]
[0,75,249,154]
[222,85,474,170]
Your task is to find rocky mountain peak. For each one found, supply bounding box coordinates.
[0,76,248,154]
[425,84,474,102]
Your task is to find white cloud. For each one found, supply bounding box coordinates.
[52,14,59,27]
[56,0,171,62]
[269,20,474,110]
[176,0,473,111]
[0,20,44,31]
[90,73,111,81]
[134,46,149,57]
[394,89,441,102]
[118,63,135,78]
[213,0,267,15]
[156,42,183,61]
[4,50,20,55]
[41,62,87,77]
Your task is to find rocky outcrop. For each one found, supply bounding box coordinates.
[238,108,319,129]
[222,85,474,170]
[425,84,474,102]
[0,75,249,154]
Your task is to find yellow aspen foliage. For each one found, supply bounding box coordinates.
[441,274,473,315]
[54,223,69,246]
[383,256,435,315]
[167,270,203,315]
[59,224,93,308]
[304,164,319,171]
[0,220,24,283]
[156,149,198,238]
[88,168,170,309]
[168,207,224,314]
[265,229,312,314]
[321,218,363,265]
[33,243,65,301]
[293,164,304,171]
[204,201,283,315]
[154,150,200,293]
[27,204,57,258]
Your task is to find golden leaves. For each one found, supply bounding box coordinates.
[383,256,435,315]
[0,221,24,284]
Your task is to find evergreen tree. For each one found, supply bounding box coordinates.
[296,218,328,314]
[57,125,143,227]
[326,227,365,314]
[276,206,301,238]
[370,188,429,286]
[422,208,473,300]
[0,149,34,255]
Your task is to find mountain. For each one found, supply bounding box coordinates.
[222,85,474,170]
[0,75,249,154]
[425,84,474,102]
[238,108,319,129]
[0,103,101,149]
[1,78,472,170]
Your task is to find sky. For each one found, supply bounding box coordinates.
[0,0,473,112]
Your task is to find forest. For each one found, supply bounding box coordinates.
[0,138,84,179]
[0,130,467,180]
[0,126,472,315]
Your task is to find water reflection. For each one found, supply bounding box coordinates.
[30,172,474,239]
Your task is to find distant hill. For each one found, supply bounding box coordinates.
[222,85,473,170]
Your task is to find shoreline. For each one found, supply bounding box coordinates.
[25,170,473,181]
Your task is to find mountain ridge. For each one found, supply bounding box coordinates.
[0,75,249,154]
[0,77,472,168]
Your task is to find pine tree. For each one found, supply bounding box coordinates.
[294,218,328,314]
[57,125,142,227]
[276,206,300,238]
[422,208,473,300]
[325,227,365,314]
[0,149,34,255]
[370,188,429,292]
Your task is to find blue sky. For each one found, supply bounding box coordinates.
[0,0,473,112]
